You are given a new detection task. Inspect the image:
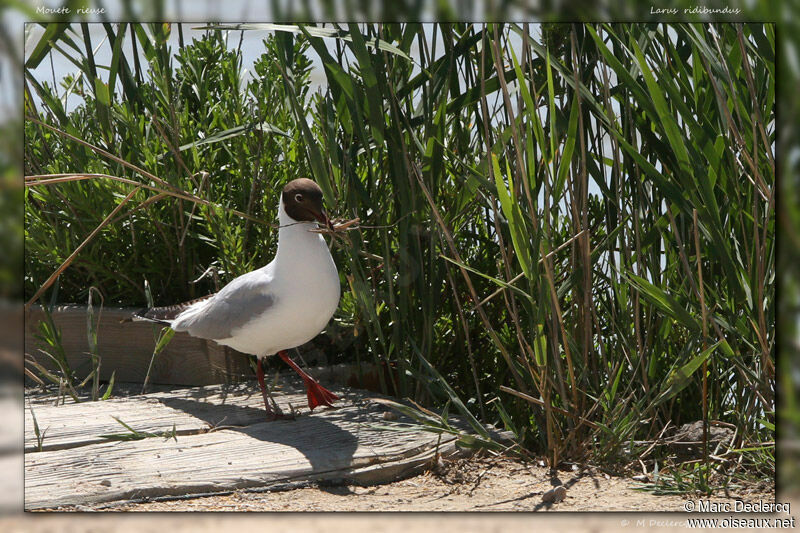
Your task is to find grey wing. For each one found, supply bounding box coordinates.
[171,271,276,340]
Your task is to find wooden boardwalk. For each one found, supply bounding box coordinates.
[25,379,497,510]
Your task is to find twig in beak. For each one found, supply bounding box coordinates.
[310,217,361,246]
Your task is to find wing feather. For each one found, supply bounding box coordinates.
[171,270,276,340]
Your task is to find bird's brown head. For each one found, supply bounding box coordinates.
[282,178,332,229]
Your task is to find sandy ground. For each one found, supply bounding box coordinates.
[39,454,774,513]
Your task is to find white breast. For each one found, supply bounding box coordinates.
[214,206,340,357]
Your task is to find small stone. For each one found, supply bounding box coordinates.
[541,485,567,503]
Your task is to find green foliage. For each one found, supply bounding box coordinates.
[25,23,774,482]
[25,28,311,304]
[99,416,178,442]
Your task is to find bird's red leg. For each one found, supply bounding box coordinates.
[277,350,339,410]
[256,357,293,420]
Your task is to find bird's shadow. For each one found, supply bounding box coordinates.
[157,389,362,493]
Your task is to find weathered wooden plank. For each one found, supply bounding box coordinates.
[24,389,465,510]
[24,381,354,453]
[25,306,252,386]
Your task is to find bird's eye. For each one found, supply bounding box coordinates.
[294,194,304,203]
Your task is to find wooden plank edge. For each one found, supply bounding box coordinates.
[26,432,463,510]
[37,435,470,511]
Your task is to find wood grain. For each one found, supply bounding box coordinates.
[24,382,381,453]
[24,381,496,510]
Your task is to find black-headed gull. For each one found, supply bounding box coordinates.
[135,178,341,419]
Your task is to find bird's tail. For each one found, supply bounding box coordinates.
[121,294,215,325]
[120,309,172,325]
[124,311,172,326]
